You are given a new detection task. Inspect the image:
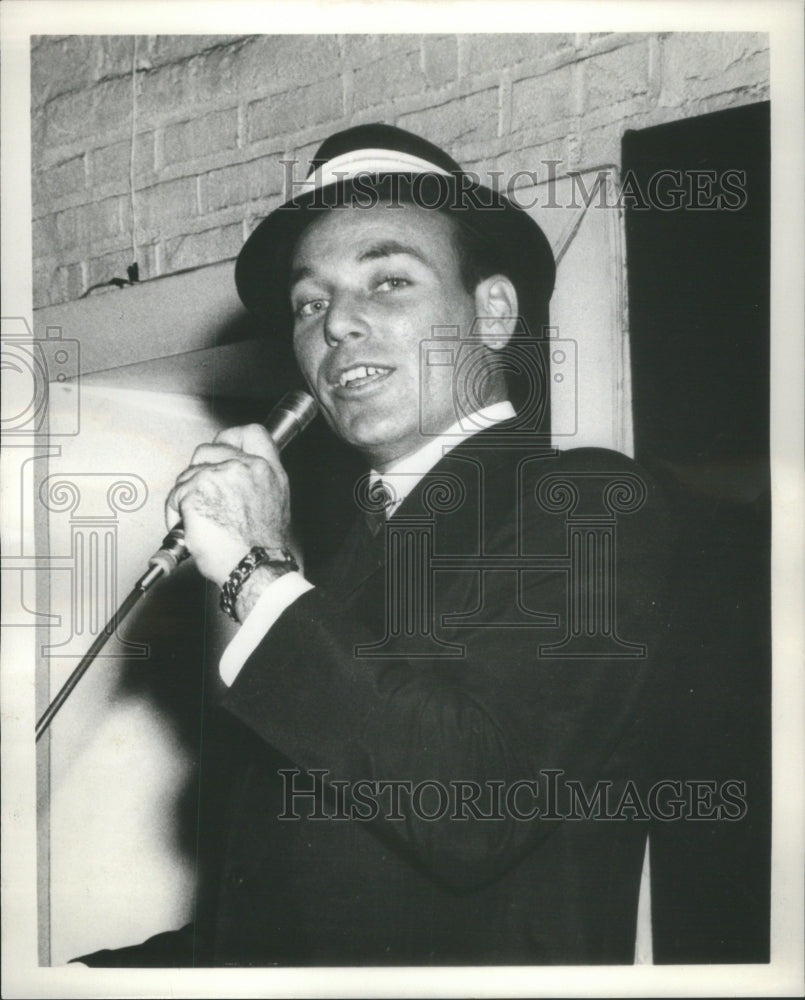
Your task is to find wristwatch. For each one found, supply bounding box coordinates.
[219,546,299,621]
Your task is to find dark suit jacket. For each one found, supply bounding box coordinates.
[196,427,672,966]
[79,426,672,967]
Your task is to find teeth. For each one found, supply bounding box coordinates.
[339,365,388,387]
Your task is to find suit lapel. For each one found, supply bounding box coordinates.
[319,419,553,598]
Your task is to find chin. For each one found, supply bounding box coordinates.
[343,421,416,465]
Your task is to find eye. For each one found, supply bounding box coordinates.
[295,297,329,319]
[375,276,410,292]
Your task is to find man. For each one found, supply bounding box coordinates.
[79,124,670,966]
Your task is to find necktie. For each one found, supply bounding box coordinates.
[365,479,395,537]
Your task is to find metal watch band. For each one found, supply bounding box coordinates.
[219,546,299,621]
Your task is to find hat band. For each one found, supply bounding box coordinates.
[301,148,452,195]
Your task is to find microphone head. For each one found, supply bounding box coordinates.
[283,389,318,424]
[267,390,318,450]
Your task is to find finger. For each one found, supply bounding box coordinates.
[164,476,205,528]
[173,463,211,489]
[165,465,207,523]
[165,483,182,526]
[215,423,279,462]
[167,458,250,521]
[190,441,246,467]
[171,458,221,497]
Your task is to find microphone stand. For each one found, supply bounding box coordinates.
[35,390,317,742]
[35,533,188,742]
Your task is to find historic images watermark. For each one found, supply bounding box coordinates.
[416,322,575,438]
[280,157,749,213]
[1,317,149,659]
[278,769,749,823]
[1,317,80,437]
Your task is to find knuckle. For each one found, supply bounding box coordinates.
[215,426,242,445]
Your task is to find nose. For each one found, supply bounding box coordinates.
[323,289,368,347]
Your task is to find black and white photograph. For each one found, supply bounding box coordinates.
[2,1,803,997]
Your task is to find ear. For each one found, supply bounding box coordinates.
[473,275,519,351]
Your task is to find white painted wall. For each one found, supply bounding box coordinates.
[40,383,235,964]
[528,167,634,456]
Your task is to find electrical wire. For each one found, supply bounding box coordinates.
[129,34,139,269]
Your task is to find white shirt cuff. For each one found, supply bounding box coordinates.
[219,570,314,687]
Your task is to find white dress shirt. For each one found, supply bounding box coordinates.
[219,401,516,685]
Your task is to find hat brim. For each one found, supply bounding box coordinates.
[235,172,556,339]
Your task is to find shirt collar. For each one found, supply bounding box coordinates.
[369,401,516,516]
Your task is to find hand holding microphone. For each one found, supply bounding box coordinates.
[148,390,317,586]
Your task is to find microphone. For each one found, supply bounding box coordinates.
[35,390,318,741]
[141,389,318,586]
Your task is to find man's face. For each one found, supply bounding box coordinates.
[290,202,478,470]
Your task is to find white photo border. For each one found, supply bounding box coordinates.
[2,2,803,997]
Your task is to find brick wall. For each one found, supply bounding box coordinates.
[31,32,769,308]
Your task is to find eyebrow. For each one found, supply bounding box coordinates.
[289,264,313,289]
[290,240,430,290]
[357,240,429,266]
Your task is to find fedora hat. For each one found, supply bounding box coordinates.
[235,123,556,337]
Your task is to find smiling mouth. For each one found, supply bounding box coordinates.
[333,365,394,391]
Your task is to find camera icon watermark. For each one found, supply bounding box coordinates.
[419,320,577,440]
[1,317,80,436]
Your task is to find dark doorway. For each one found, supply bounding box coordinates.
[623,102,771,963]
